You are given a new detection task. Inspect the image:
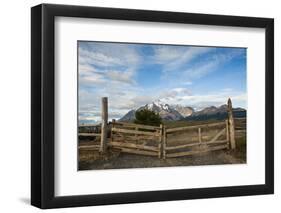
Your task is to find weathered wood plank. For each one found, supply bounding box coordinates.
[234,117,246,121]
[158,124,163,158]
[79,124,101,127]
[79,133,101,137]
[166,136,199,144]
[113,135,156,141]
[166,121,226,133]
[166,144,228,158]
[227,98,236,149]
[163,126,167,159]
[198,127,202,144]
[235,127,246,130]
[112,136,155,144]
[111,127,160,136]
[108,142,159,152]
[165,143,199,150]
[100,97,108,153]
[225,120,230,149]
[205,139,228,145]
[112,121,161,130]
[165,139,228,150]
[235,130,246,133]
[79,145,100,150]
[118,148,159,156]
[209,128,226,143]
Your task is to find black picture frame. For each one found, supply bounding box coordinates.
[31,3,274,209]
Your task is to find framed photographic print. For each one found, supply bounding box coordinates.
[31,3,274,209]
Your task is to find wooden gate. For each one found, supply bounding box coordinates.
[109,121,163,158]
[163,120,230,158]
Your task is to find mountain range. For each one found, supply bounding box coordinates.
[119,100,246,122]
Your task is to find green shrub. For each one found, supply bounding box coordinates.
[134,109,162,126]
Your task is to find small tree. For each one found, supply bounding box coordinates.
[134,109,162,126]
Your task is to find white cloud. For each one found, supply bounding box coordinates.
[183,81,193,85]
[159,87,192,101]
[153,46,184,62]
[165,47,212,72]
[167,91,247,110]
[183,60,219,79]
[79,48,124,67]
[160,47,245,83]
[154,46,211,66]
[78,42,141,88]
[105,69,136,85]
[152,46,213,83]
[186,49,245,79]
[79,73,106,85]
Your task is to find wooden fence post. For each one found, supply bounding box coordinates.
[135,127,138,145]
[100,97,108,153]
[163,126,167,159]
[158,124,163,159]
[227,98,236,149]
[198,127,202,144]
[198,127,202,151]
[225,119,230,149]
[111,119,115,144]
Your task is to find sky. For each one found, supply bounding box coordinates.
[78,41,247,124]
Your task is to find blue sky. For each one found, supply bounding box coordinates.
[78,41,246,124]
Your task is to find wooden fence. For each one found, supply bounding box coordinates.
[109,121,162,158]
[78,97,239,159]
[163,121,229,158]
[78,123,101,151]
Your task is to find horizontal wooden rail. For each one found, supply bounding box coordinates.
[166,144,228,158]
[167,136,201,143]
[235,127,246,130]
[235,129,246,133]
[79,124,101,127]
[78,145,100,150]
[112,121,161,130]
[234,117,246,120]
[109,141,159,152]
[165,143,199,150]
[166,121,226,133]
[113,135,156,141]
[117,147,159,156]
[112,127,160,136]
[205,139,228,145]
[165,139,228,151]
[79,133,101,137]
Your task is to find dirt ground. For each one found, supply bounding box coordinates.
[79,150,245,170]
[78,136,246,170]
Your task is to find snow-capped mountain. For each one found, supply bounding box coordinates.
[119,100,190,121]
[119,100,246,122]
[172,105,194,117]
[142,100,184,121]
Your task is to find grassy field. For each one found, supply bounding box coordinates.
[78,118,246,170]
